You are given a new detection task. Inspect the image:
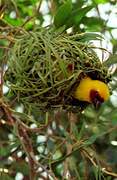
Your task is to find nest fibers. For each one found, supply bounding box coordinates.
[5,27,111,112]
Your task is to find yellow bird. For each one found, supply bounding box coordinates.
[74,77,110,108]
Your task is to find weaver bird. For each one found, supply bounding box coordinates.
[74,77,110,108]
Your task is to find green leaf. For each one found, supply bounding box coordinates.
[11,161,29,175]
[84,107,97,118]
[93,0,109,4]
[4,15,23,26]
[81,33,103,42]
[71,123,79,139]
[65,6,93,28]
[24,21,33,30]
[70,32,103,42]
[77,122,85,140]
[0,174,13,180]
[82,17,105,31]
[104,54,117,67]
[84,134,98,146]
[112,114,117,125]
[54,0,72,28]
[0,142,19,157]
[30,0,38,4]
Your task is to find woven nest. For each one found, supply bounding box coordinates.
[5,27,111,112]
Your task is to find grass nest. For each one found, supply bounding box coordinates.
[5,27,111,112]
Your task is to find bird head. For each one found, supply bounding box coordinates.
[90,89,105,108]
[74,77,110,108]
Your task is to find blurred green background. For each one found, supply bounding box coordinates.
[0,0,117,179]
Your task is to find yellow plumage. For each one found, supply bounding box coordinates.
[74,77,110,103]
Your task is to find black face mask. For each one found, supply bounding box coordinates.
[90,90,104,109]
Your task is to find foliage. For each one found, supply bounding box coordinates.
[0,0,117,179]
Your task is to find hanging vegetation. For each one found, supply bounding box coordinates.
[5,27,111,112]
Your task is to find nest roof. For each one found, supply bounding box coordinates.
[5,27,111,112]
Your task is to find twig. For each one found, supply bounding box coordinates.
[81,148,117,178]
[11,0,20,18]
[16,121,37,180]
[81,151,89,180]
[21,16,35,28]
[0,35,15,42]
[36,0,43,13]
[0,100,15,125]
[0,100,57,179]
[63,143,72,180]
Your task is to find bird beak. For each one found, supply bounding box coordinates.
[92,99,103,109]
